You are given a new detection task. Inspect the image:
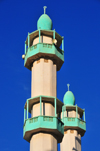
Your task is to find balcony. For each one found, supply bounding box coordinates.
[23,115,64,143]
[63,117,86,136]
[24,43,64,71]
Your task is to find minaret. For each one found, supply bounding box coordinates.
[22,7,64,151]
[60,84,86,151]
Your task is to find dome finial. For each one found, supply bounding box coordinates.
[67,84,70,91]
[43,6,47,14]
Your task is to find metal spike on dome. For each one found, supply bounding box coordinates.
[67,84,70,91]
[43,6,47,14]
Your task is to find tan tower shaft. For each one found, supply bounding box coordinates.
[60,130,81,151]
[31,58,56,98]
[30,58,57,151]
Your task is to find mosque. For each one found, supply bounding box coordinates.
[22,6,86,151]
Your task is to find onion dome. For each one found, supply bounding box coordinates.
[63,84,75,106]
[37,14,52,30]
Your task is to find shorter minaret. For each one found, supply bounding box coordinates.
[60,84,86,151]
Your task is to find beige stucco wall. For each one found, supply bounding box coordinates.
[31,102,55,117]
[60,130,81,151]
[30,56,57,150]
[30,133,57,151]
[32,36,53,45]
[31,58,56,98]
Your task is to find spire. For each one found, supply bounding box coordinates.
[43,6,47,14]
[67,84,70,91]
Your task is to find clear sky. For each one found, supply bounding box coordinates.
[0,0,100,151]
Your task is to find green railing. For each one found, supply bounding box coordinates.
[63,117,86,131]
[23,115,64,136]
[25,43,64,55]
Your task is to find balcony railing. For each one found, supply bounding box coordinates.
[23,115,64,136]
[25,43,64,56]
[63,117,86,131]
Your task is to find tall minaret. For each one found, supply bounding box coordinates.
[22,7,64,151]
[60,84,86,151]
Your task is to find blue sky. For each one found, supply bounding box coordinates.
[0,0,100,150]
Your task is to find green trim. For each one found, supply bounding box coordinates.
[23,115,64,142]
[53,29,55,39]
[83,110,85,122]
[62,104,86,134]
[62,37,64,51]
[63,117,86,131]
[24,43,64,71]
[25,29,62,49]
[27,29,62,39]
[24,95,63,114]
[25,42,27,54]
[27,95,56,101]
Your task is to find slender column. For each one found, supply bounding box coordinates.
[54,98,57,116]
[40,96,42,115]
[28,32,30,48]
[25,41,27,54]
[76,104,78,118]
[27,100,29,119]
[24,108,26,123]
[53,29,55,39]
[83,110,85,121]
[39,29,41,43]
[62,36,64,51]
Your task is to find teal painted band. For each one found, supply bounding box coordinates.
[40,96,42,115]
[27,100,28,119]
[53,29,55,39]
[25,42,26,54]
[62,37,64,51]
[23,115,64,141]
[84,110,85,121]
[24,43,64,70]
[28,29,62,39]
[62,117,86,132]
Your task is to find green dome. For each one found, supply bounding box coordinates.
[37,14,52,30]
[63,91,75,106]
